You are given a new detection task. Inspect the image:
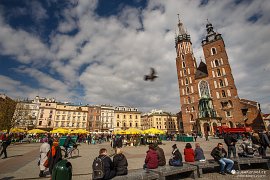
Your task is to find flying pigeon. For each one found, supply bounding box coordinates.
[144,68,158,81]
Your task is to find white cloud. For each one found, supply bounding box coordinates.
[0,0,269,114]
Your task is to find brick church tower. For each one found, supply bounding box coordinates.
[175,18,265,134]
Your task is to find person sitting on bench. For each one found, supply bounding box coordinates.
[211,143,235,175]
[169,144,183,166]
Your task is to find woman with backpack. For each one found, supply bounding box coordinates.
[113,148,128,176]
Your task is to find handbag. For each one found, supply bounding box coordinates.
[43,159,49,168]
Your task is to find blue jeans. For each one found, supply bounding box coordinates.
[218,158,234,173]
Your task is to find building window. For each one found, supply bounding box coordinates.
[188,97,191,104]
[211,47,217,55]
[199,80,210,98]
[123,115,126,119]
[183,69,187,75]
[48,121,51,126]
[181,54,185,60]
[130,123,132,127]
[130,115,132,119]
[135,115,137,119]
[56,116,60,120]
[182,62,186,68]
[117,114,119,118]
[185,78,189,85]
[222,90,226,97]
[215,59,219,66]
[186,87,190,94]
[226,111,231,117]
[219,79,224,87]
[217,69,221,76]
[117,122,119,127]
[39,121,42,125]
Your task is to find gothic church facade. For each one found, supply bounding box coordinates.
[175,19,264,134]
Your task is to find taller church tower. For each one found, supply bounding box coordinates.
[175,18,198,132]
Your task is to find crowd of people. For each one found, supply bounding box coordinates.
[1,130,270,179]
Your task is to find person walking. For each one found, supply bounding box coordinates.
[113,148,128,176]
[39,138,50,177]
[47,140,62,175]
[259,130,270,158]
[194,143,205,161]
[211,143,235,175]
[143,144,158,171]
[224,132,237,158]
[184,143,195,162]
[0,133,11,159]
[205,132,209,141]
[169,144,183,166]
[154,143,166,166]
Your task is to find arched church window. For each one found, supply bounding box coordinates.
[198,80,210,98]
[217,69,221,76]
[190,114,194,121]
[211,47,217,55]
[228,100,233,107]
[222,90,226,97]
[188,97,191,104]
[219,79,224,87]
[181,54,185,60]
[182,62,186,68]
[184,69,187,75]
[186,87,190,94]
[185,78,189,85]
[215,59,219,67]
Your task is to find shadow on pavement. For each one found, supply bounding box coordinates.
[0,177,15,180]
[4,155,23,159]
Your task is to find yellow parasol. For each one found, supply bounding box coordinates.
[10,128,26,133]
[143,128,165,135]
[113,129,126,135]
[72,129,90,134]
[27,129,47,134]
[50,128,69,134]
[125,128,143,135]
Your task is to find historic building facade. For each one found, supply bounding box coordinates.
[141,109,178,134]
[114,106,141,131]
[54,104,88,130]
[87,105,101,132]
[100,105,114,133]
[175,19,264,134]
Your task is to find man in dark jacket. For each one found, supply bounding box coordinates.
[259,130,270,158]
[0,133,11,159]
[224,132,237,158]
[99,148,116,179]
[211,143,234,175]
[154,143,166,166]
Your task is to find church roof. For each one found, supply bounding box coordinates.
[195,61,208,79]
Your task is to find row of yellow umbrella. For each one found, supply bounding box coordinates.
[0,128,90,134]
[113,128,165,135]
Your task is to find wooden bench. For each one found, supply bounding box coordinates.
[149,164,198,180]
[112,169,159,180]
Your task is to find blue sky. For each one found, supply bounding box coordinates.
[0,0,269,113]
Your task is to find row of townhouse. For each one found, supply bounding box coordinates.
[12,96,180,133]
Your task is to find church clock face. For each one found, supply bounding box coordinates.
[199,81,210,98]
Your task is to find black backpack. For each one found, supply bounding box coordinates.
[92,156,105,180]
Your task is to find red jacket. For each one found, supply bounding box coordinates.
[145,149,158,169]
[184,148,195,162]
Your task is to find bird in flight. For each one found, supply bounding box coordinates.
[144,68,158,81]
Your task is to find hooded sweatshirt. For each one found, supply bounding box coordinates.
[145,149,158,169]
[113,153,128,175]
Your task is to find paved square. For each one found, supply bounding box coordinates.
[0,137,269,180]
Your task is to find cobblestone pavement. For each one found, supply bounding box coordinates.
[0,137,269,180]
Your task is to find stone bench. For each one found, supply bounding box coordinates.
[149,164,198,180]
[186,158,270,177]
[232,157,270,170]
[112,169,159,180]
